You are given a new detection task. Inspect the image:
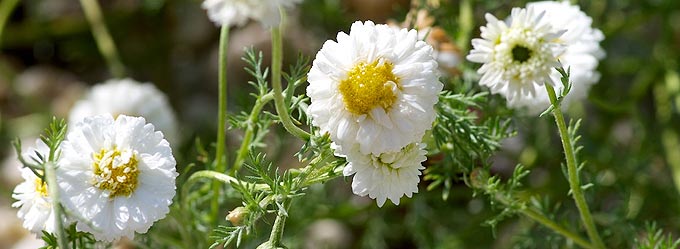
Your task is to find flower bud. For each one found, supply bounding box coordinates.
[226,206,248,226]
[470,168,490,189]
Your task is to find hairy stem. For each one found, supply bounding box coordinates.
[213,24,230,224]
[545,84,605,249]
[183,170,269,206]
[79,0,125,78]
[270,14,310,140]
[300,165,344,186]
[267,200,291,247]
[0,0,19,48]
[478,172,595,249]
[520,207,595,249]
[232,92,274,174]
[45,162,69,249]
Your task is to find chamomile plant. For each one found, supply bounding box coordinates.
[6,0,680,248]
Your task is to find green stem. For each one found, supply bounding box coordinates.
[216,25,230,173]
[187,170,238,190]
[457,0,473,52]
[653,74,680,195]
[662,128,680,194]
[0,0,19,48]
[45,162,69,249]
[301,165,344,186]
[212,24,230,223]
[232,92,274,174]
[183,170,269,207]
[545,84,606,249]
[480,174,595,249]
[520,207,595,249]
[79,0,125,78]
[270,15,310,140]
[267,200,291,247]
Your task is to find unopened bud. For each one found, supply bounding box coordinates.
[470,167,490,189]
[226,206,248,226]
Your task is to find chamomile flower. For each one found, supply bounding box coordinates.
[512,1,605,114]
[11,139,60,235]
[12,168,55,236]
[307,21,443,155]
[57,114,177,242]
[69,78,179,143]
[466,7,565,106]
[201,0,301,27]
[342,143,427,207]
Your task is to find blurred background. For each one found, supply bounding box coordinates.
[1,0,679,248]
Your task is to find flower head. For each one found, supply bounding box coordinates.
[512,1,605,114]
[57,114,177,242]
[69,78,178,143]
[11,139,63,235]
[467,7,565,106]
[342,143,427,207]
[202,0,301,27]
[307,21,443,155]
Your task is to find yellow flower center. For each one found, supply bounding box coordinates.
[92,147,139,198]
[338,60,400,115]
[34,178,48,197]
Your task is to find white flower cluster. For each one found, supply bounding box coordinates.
[202,0,302,27]
[9,0,606,242]
[467,1,604,114]
[12,78,179,242]
[307,21,443,207]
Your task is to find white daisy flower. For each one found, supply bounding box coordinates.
[57,114,177,242]
[512,1,605,114]
[201,0,302,27]
[69,78,179,144]
[466,7,565,106]
[307,21,443,155]
[342,143,427,207]
[11,139,60,235]
[12,167,55,236]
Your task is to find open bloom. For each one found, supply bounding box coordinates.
[342,143,427,207]
[467,7,565,106]
[307,21,442,155]
[57,114,177,242]
[11,139,60,235]
[201,0,301,27]
[69,78,178,143]
[512,1,605,114]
